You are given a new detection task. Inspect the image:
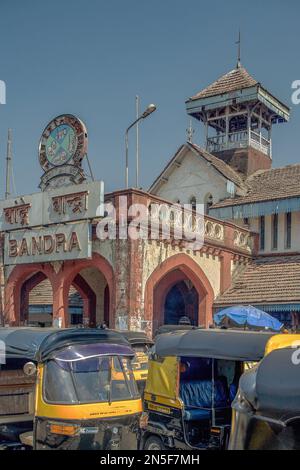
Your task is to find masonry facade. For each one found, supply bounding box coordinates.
[1,189,255,336]
[1,63,299,333]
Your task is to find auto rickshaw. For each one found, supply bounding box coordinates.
[140,328,275,450]
[0,328,142,450]
[119,331,154,394]
[229,334,300,450]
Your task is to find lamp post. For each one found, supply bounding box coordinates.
[125,103,156,188]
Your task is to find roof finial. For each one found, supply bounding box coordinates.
[186,119,194,143]
[236,29,241,68]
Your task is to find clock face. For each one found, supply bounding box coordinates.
[45,124,77,166]
[39,114,88,173]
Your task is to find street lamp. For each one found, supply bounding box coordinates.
[125,104,157,188]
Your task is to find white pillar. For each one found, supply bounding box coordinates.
[225,107,229,145]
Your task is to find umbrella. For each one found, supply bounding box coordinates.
[214,305,283,332]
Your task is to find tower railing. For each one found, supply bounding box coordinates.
[207,130,272,158]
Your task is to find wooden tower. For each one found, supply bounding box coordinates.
[186,63,290,176]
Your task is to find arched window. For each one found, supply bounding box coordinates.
[189,196,197,212]
[204,193,213,215]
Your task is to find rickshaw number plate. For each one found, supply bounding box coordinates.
[148,403,171,415]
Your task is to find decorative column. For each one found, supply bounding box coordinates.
[52,273,69,328]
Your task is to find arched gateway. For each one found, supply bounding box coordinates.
[144,254,215,334]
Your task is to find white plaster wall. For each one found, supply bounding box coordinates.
[153,149,232,206]
[244,211,300,254]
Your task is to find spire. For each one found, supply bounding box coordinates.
[186,119,194,143]
[236,30,241,68]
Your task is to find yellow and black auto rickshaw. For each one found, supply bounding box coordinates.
[140,328,275,450]
[0,328,142,450]
[229,334,300,450]
[119,331,153,394]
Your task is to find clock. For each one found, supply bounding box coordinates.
[45,123,77,166]
[39,114,88,171]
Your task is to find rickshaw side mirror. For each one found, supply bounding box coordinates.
[23,362,37,376]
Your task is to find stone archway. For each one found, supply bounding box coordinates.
[4,253,114,328]
[57,253,115,328]
[4,263,56,326]
[144,253,214,334]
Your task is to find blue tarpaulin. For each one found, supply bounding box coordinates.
[214,305,283,332]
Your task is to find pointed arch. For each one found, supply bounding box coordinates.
[144,253,214,334]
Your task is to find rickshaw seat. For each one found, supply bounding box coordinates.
[180,380,228,421]
[183,408,211,421]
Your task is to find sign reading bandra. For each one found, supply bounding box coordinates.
[5,221,92,265]
[0,114,104,265]
[0,181,104,265]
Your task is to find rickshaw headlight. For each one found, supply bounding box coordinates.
[49,422,80,436]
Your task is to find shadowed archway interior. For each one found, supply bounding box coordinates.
[164,281,198,325]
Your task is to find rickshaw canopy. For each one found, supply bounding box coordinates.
[0,327,133,362]
[154,328,275,361]
[119,331,154,346]
[254,347,300,416]
[154,325,197,337]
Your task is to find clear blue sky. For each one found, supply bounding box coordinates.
[0,0,300,197]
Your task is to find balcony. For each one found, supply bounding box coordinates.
[207,130,272,158]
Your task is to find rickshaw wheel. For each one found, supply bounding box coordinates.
[144,435,166,450]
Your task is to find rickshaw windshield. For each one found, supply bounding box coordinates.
[43,345,139,404]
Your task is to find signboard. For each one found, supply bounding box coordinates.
[0,180,104,232]
[4,221,92,265]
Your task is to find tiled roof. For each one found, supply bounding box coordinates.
[189,143,246,189]
[29,279,83,306]
[214,256,300,306]
[189,66,258,101]
[211,164,300,209]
